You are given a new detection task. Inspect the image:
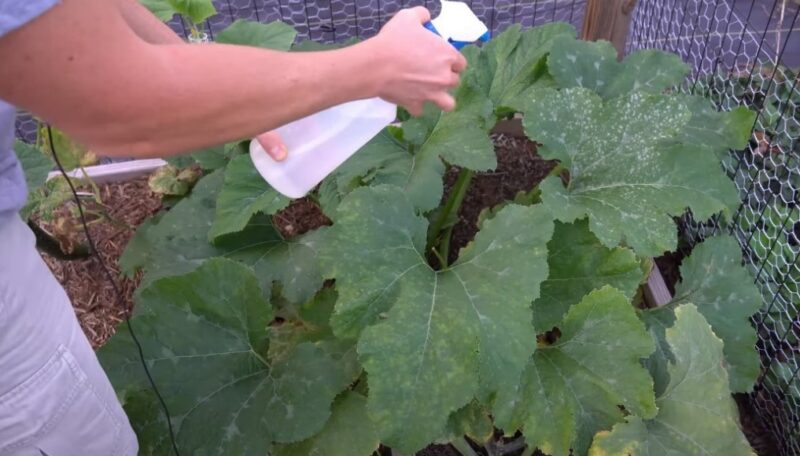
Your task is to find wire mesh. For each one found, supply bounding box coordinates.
[628,1,800,454]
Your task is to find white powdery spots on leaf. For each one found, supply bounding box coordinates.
[524,86,733,257]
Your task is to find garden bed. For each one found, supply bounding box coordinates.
[39,133,776,455]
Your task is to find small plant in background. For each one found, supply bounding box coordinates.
[140,0,217,42]
[94,17,766,455]
[15,123,112,259]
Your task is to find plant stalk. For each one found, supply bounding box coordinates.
[428,168,473,267]
[451,437,480,456]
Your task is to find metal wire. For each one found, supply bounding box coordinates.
[629,1,800,453]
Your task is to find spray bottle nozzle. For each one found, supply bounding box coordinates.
[423,0,491,49]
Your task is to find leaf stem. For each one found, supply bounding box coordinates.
[451,437,480,456]
[439,169,473,266]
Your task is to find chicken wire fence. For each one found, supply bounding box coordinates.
[12,0,800,453]
[627,1,800,454]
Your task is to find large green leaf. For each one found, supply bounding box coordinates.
[495,286,656,455]
[654,235,762,393]
[216,20,297,50]
[267,286,362,386]
[589,304,755,456]
[99,259,350,454]
[121,170,323,304]
[273,392,379,456]
[317,129,441,214]
[210,154,290,240]
[319,185,553,453]
[533,219,647,333]
[167,0,216,24]
[524,87,738,256]
[547,36,689,99]
[469,23,575,109]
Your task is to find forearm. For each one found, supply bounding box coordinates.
[116,0,184,45]
[71,43,381,157]
[0,0,383,157]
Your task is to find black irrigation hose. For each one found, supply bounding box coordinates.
[46,126,181,456]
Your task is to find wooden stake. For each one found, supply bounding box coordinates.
[581,0,638,60]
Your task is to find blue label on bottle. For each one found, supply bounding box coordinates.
[423,22,490,49]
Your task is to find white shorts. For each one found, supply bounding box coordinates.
[0,214,138,456]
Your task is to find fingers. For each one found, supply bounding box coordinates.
[431,92,456,112]
[406,102,425,117]
[447,72,461,89]
[256,131,287,161]
[451,52,468,73]
[407,6,431,23]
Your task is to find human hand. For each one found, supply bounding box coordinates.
[256,131,287,161]
[368,7,467,116]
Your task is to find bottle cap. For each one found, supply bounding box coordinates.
[424,1,490,49]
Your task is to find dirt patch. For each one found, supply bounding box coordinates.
[38,177,162,348]
[444,134,557,262]
[273,197,331,238]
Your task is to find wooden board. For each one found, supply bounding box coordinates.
[581,0,638,59]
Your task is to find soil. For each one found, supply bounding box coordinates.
[39,135,777,455]
[443,134,558,261]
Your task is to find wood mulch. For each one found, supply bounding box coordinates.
[37,177,162,348]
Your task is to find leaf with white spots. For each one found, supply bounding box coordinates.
[533,219,648,333]
[121,170,323,303]
[98,259,351,454]
[548,36,689,98]
[210,154,290,240]
[494,286,656,455]
[645,235,762,393]
[589,304,755,456]
[523,87,739,256]
[318,185,553,453]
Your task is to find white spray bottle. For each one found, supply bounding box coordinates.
[249,1,490,199]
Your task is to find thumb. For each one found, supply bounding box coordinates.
[256,131,287,161]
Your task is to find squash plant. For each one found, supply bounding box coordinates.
[140,0,217,41]
[99,19,763,456]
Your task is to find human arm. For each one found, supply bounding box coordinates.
[0,0,465,158]
[115,0,184,45]
[115,0,288,159]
